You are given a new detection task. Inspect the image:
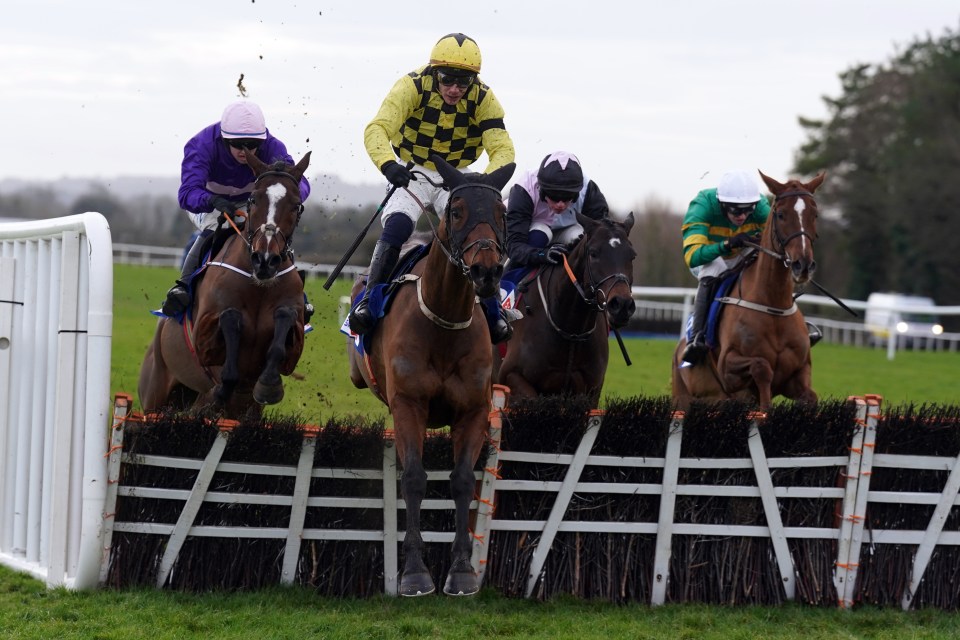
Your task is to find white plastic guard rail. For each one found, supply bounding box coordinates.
[0,212,113,589]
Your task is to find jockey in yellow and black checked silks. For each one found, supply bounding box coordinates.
[363,65,514,174]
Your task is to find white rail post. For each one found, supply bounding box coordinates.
[155,428,230,588]
[843,394,880,608]
[747,414,796,600]
[651,412,683,605]
[281,432,317,585]
[833,396,868,608]
[382,437,399,596]
[524,411,603,599]
[472,385,508,585]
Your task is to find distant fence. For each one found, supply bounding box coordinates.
[112,242,960,358]
[0,213,113,588]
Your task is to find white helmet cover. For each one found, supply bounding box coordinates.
[220,101,267,140]
[717,170,761,204]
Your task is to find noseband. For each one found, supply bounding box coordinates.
[768,189,818,268]
[441,182,507,274]
[243,170,305,263]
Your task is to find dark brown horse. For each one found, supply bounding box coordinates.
[138,152,311,419]
[348,155,515,596]
[671,170,826,409]
[495,212,637,406]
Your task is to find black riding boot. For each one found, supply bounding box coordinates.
[681,277,716,365]
[349,240,400,335]
[162,229,213,317]
[482,296,513,345]
[806,321,823,347]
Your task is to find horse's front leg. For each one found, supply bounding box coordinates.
[722,352,773,408]
[394,401,434,596]
[444,408,488,596]
[213,308,243,407]
[253,305,297,405]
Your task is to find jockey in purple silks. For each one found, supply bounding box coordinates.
[161,101,311,317]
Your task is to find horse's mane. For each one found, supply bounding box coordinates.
[265,160,293,172]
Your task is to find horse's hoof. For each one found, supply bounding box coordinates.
[399,571,435,597]
[253,381,284,405]
[443,570,480,596]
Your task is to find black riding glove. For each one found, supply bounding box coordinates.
[381,161,415,188]
[728,232,760,250]
[209,196,239,216]
[545,244,569,265]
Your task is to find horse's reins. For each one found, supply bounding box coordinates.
[736,188,858,318]
[536,243,634,366]
[538,251,631,340]
[719,188,819,318]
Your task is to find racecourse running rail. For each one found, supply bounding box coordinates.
[0,212,113,588]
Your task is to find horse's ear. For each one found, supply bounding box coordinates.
[486,162,516,192]
[758,170,785,196]
[430,154,465,189]
[576,211,600,233]
[292,152,311,181]
[246,151,267,176]
[804,171,826,193]
[622,211,635,233]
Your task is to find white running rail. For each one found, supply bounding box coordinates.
[0,212,113,588]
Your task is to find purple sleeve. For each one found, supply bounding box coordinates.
[178,125,219,213]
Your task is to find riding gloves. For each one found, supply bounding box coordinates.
[381,161,415,188]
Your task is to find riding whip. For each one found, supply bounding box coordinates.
[613,327,633,366]
[322,162,413,290]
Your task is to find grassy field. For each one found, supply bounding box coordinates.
[2,563,959,640]
[113,264,960,423]
[3,263,960,637]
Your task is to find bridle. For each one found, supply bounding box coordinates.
[237,169,305,264]
[408,171,507,275]
[538,234,632,340]
[755,189,818,269]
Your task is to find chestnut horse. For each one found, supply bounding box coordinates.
[348,155,515,596]
[672,171,826,409]
[495,212,637,407]
[138,152,311,419]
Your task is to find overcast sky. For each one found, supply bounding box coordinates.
[3,1,958,212]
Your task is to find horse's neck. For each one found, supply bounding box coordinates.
[420,241,476,315]
[740,251,794,307]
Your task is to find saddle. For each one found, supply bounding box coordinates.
[342,243,431,353]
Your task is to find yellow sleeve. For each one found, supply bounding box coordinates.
[476,87,515,173]
[363,75,420,171]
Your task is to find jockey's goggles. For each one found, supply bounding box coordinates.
[436,71,475,89]
[226,138,263,151]
[721,202,757,217]
[542,190,579,203]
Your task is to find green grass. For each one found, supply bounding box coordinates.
[114,264,960,422]
[2,564,958,639]
[4,264,960,635]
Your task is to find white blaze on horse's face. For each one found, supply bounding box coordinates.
[609,238,622,249]
[263,183,288,241]
[793,197,808,252]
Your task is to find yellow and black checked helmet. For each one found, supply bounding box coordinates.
[429,33,482,74]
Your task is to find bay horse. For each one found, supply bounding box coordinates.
[347,155,515,596]
[671,170,826,410]
[495,212,637,407]
[138,152,312,419]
